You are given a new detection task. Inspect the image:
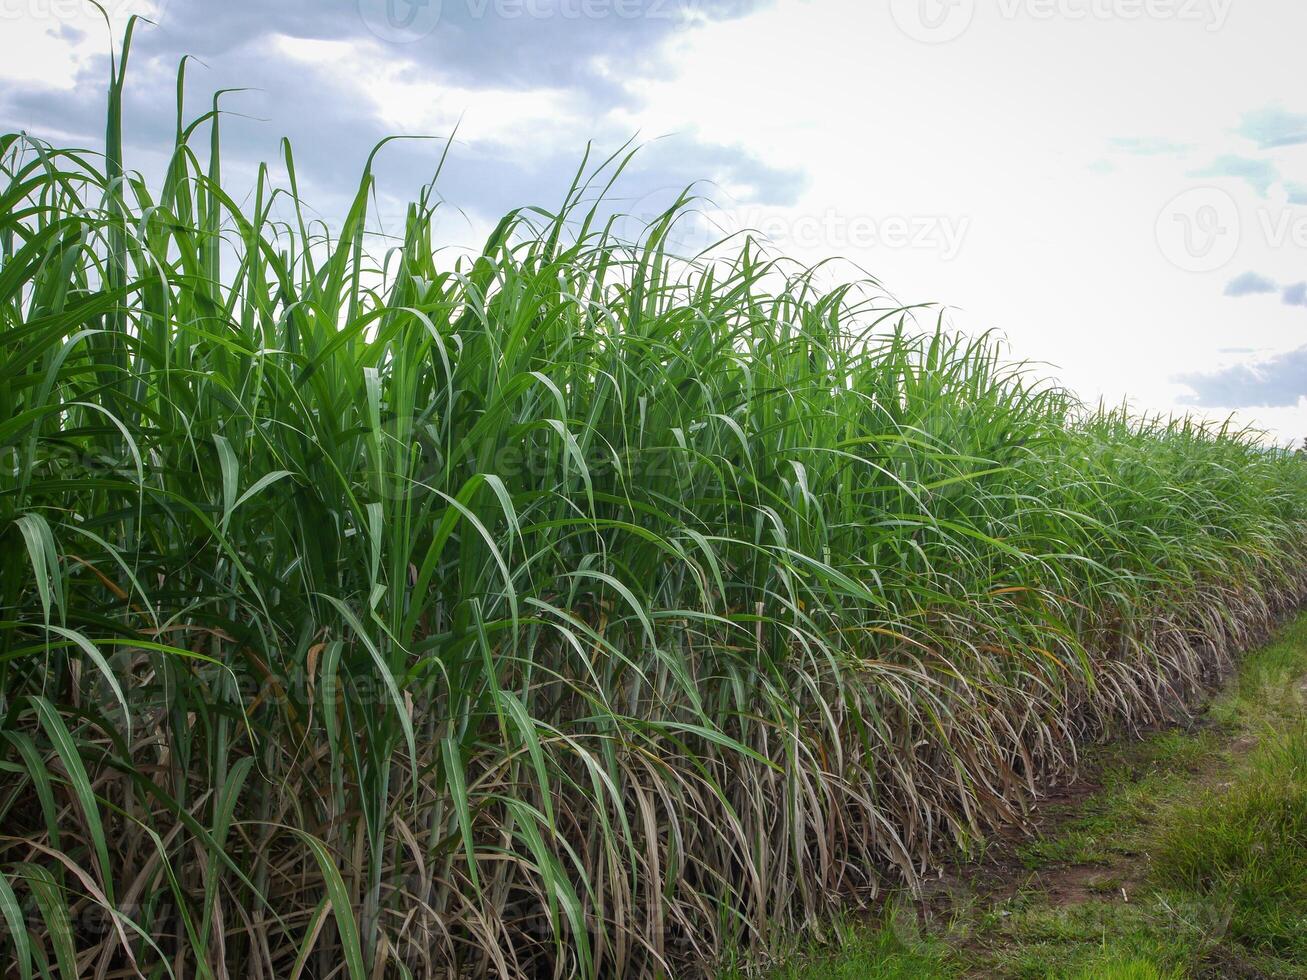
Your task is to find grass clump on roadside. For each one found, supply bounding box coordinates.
[1155,729,1307,965]
[1152,617,1307,974]
[3,24,1307,980]
[721,911,956,980]
[1149,617,1307,975]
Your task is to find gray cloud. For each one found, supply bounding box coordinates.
[1,0,801,230]
[1238,105,1307,149]
[1178,347,1307,409]
[142,0,766,105]
[1190,155,1280,196]
[1224,271,1278,297]
[1284,282,1307,307]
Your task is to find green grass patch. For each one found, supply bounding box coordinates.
[1154,726,1307,966]
[973,899,1195,979]
[723,913,957,980]
[1017,729,1225,870]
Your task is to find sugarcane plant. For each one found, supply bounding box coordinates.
[2,21,1307,980]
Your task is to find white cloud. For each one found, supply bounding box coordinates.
[610,0,1307,439]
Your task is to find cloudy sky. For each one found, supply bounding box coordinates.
[4,0,1307,441]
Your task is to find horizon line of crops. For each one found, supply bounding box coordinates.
[3,21,1307,979]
